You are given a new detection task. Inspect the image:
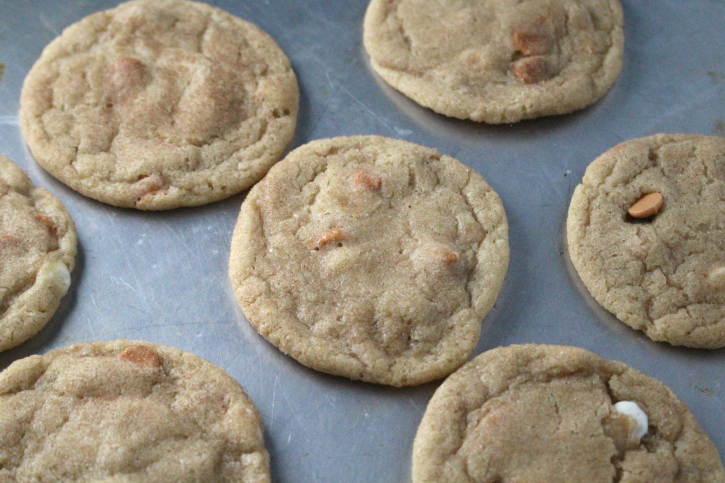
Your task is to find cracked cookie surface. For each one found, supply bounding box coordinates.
[412,344,725,483]
[363,0,624,123]
[229,136,509,386]
[20,0,298,210]
[0,155,76,353]
[0,340,270,482]
[568,134,725,348]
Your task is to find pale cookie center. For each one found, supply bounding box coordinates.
[613,401,648,440]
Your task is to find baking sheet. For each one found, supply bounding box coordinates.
[0,1,723,482]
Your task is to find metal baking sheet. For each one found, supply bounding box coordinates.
[1,1,723,481]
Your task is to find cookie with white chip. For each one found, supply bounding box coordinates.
[567,134,725,348]
[0,340,270,482]
[20,0,298,210]
[412,344,725,483]
[229,135,509,386]
[0,155,76,352]
[363,0,624,123]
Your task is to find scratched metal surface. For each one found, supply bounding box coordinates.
[0,1,724,481]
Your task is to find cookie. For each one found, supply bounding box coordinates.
[0,155,76,353]
[412,344,725,483]
[229,136,509,386]
[363,0,624,123]
[567,134,725,348]
[20,0,298,210]
[0,340,270,482]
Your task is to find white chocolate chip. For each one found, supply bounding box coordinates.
[47,260,71,294]
[708,266,725,288]
[614,401,648,440]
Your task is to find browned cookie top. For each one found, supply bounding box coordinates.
[20,0,298,209]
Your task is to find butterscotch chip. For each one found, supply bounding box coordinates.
[513,21,554,56]
[628,192,664,218]
[119,344,162,367]
[351,169,383,191]
[413,344,725,483]
[0,155,77,353]
[0,340,270,482]
[229,136,509,386]
[511,56,551,84]
[567,134,725,348]
[311,227,346,248]
[19,0,298,210]
[363,0,624,123]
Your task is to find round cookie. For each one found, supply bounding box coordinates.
[20,0,298,210]
[363,0,624,123]
[568,134,725,348]
[229,135,509,386]
[0,155,76,353]
[412,344,725,483]
[0,340,270,482]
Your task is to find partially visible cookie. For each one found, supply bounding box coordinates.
[363,0,624,123]
[20,0,298,210]
[0,155,76,352]
[413,344,725,483]
[568,134,725,348]
[229,135,509,386]
[0,340,270,482]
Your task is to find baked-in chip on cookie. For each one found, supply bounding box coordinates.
[229,136,509,386]
[0,340,270,482]
[413,344,725,483]
[364,0,624,123]
[568,134,725,348]
[20,0,299,209]
[0,155,76,352]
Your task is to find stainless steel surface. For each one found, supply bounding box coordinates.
[1,1,723,481]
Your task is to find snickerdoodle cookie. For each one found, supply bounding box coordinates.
[364,0,624,123]
[20,0,298,209]
[568,134,725,348]
[229,136,509,386]
[413,344,725,483]
[0,340,270,482]
[0,155,76,352]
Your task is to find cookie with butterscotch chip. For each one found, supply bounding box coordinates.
[229,136,509,386]
[567,134,725,348]
[20,0,298,209]
[0,340,270,482]
[0,155,76,353]
[413,344,725,483]
[363,0,624,123]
